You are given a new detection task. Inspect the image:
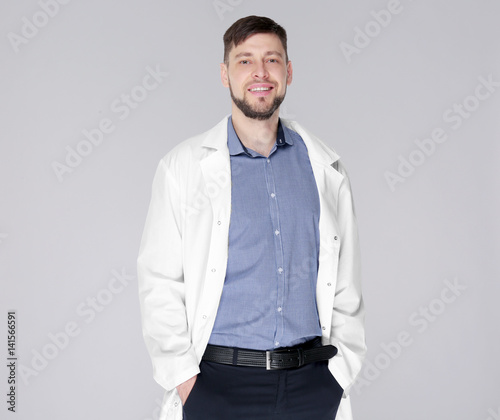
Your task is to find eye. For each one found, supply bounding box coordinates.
[240,60,250,65]
[267,58,279,63]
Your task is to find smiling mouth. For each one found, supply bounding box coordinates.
[248,87,274,92]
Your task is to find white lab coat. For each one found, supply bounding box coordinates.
[137,115,366,420]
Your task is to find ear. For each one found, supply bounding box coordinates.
[286,60,293,86]
[220,62,229,88]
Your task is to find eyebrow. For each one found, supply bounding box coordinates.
[233,50,284,60]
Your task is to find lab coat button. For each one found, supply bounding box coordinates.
[334,236,338,241]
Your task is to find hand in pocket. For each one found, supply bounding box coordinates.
[177,375,198,406]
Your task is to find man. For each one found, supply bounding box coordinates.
[138,15,366,420]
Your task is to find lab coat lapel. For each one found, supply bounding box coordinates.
[281,118,344,233]
[199,115,232,223]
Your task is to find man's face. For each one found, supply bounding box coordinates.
[221,33,293,120]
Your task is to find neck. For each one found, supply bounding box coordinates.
[230,105,280,157]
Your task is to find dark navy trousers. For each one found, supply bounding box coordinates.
[182,360,343,420]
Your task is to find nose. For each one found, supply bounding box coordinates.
[253,61,269,79]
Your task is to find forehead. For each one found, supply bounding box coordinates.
[230,33,285,57]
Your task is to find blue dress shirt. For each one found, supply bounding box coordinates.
[208,116,322,350]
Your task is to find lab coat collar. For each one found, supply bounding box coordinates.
[201,114,341,169]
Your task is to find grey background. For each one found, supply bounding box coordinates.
[1,0,499,419]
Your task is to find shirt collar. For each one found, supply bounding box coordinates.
[227,115,293,157]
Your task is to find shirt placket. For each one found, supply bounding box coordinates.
[264,155,285,349]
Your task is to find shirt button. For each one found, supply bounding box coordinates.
[267,159,271,163]
[322,326,326,330]
[277,267,283,274]
[217,220,221,225]
[211,268,216,272]
[202,315,207,319]
[277,306,282,312]
[274,229,280,235]
[270,193,276,198]
[334,236,338,240]
[275,341,280,347]
[327,282,332,287]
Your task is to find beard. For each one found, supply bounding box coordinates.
[229,80,286,121]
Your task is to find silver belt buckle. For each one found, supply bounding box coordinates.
[266,350,272,370]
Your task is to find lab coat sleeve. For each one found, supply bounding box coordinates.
[137,158,200,392]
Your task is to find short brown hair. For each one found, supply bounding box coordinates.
[223,15,288,64]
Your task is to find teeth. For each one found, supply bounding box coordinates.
[250,87,271,91]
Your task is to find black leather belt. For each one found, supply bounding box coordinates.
[202,338,337,370]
